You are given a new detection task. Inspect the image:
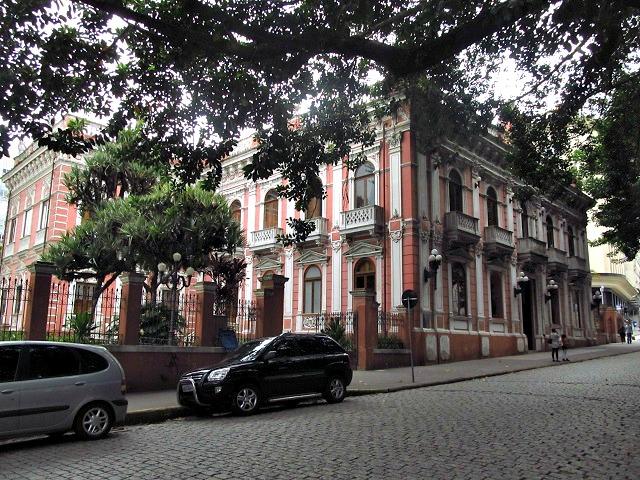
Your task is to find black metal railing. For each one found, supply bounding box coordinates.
[0,278,29,341]
[222,299,257,345]
[139,290,200,346]
[46,281,121,345]
[377,311,405,349]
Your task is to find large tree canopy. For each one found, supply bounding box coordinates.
[2,1,640,231]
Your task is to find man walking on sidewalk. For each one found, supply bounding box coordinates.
[618,325,626,343]
[625,322,633,344]
[550,328,561,362]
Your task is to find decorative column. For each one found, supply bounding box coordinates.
[118,272,145,345]
[389,132,403,309]
[254,273,288,338]
[23,262,55,341]
[331,240,342,311]
[472,167,484,331]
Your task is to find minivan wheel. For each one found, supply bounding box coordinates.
[324,376,346,403]
[232,385,260,415]
[74,403,113,440]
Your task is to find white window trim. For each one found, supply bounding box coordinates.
[446,167,466,214]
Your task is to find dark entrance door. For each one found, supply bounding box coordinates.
[522,280,536,350]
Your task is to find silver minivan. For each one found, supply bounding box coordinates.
[0,341,127,440]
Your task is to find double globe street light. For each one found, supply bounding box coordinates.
[157,252,195,345]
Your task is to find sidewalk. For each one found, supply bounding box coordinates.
[125,342,640,425]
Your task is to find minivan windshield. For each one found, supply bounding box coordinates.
[224,338,274,363]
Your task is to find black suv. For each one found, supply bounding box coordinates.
[177,333,353,414]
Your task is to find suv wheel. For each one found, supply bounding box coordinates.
[232,385,260,415]
[74,403,113,440]
[324,376,346,403]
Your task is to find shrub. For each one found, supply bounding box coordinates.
[376,335,404,349]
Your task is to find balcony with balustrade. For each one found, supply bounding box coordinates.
[301,217,330,246]
[516,237,547,265]
[484,225,514,259]
[340,205,384,238]
[444,211,480,248]
[568,255,588,280]
[250,227,283,253]
[547,246,568,272]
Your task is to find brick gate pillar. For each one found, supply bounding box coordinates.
[194,281,224,346]
[118,272,145,345]
[255,274,288,338]
[351,290,378,370]
[23,262,56,341]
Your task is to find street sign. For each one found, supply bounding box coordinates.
[402,289,418,309]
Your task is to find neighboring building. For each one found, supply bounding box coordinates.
[587,221,640,341]
[0,116,103,329]
[218,103,596,361]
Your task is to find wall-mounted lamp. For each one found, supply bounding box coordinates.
[544,279,559,303]
[513,271,529,296]
[591,290,602,312]
[423,249,443,289]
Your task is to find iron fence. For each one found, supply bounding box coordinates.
[139,289,199,346]
[300,311,357,352]
[377,311,405,349]
[0,278,29,341]
[222,299,257,344]
[46,281,121,344]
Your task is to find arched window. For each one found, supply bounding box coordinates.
[303,266,322,314]
[490,271,503,318]
[263,190,278,229]
[486,187,499,226]
[451,263,467,316]
[546,215,554,248]
[568,226,576,257]
[306,195,322,218]
[230,200,241,224]
[354,258,375,292]
[448,170,463,213]
[354,162,375,208]
[520,202,529,238]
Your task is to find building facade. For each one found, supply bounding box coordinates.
[218,105,596,361]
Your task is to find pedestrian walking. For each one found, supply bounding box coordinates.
[618,325,626,343]
[550,328,560,362]
[561,334,570,361]
[625,323,633,344]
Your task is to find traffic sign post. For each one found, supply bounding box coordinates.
[402,289,418,383]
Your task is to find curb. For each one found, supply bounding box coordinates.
[124,349,639,426]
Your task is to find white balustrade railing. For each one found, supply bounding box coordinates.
[547,247,568,264]
[517,237,547,256]
[485,225,513,247]
[307,217,329,238]
[250,227,283,248]
[445,211,480,236]
[340,205,383,232]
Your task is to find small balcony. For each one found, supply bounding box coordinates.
[250,227,283,253]
[568,256,588,279]
[302,217,330,246]
[3,243,13,258]
[516,237,547,265]
[547,247,568,272]
[484,225,514,259]
[18,236,30,253]
[340,205,384,238]
[444,211,480,247]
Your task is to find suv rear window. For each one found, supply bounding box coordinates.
[24,345,81,380]
[76,348,109,374]
[0,346,21,382]
[319,336,345,354]
[297,336,324,355]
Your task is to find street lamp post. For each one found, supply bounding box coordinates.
[513,271,530,297]
[544,279,559,303]
[157,252,195,345]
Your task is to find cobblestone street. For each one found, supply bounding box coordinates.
[2,353,639,480]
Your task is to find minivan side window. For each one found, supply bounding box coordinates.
[24,345,81,380]
[76,348,109,374]
[0,346,21,382]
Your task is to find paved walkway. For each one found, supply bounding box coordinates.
[126,342,640,422]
